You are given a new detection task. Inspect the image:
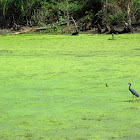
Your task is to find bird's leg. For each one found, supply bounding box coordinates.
[134,96,137,102]
[132,95,134,101]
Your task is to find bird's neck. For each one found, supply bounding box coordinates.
[129,84,131,90]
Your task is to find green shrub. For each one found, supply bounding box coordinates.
[108,10,125,25]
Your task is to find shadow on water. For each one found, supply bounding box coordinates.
[0,50,12,53]
[124,99,140,103]
[133,48,140,51]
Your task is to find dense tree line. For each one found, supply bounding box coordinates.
[0,0,140,32]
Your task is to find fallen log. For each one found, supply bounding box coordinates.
[12,26,51,34]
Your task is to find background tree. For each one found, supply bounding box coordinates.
[0,0,139,33]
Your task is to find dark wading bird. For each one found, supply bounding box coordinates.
[128,83,139,99]
[72,30,79,35]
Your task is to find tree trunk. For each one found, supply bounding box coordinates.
[125,1,133,32]
[127,3,131,25]
[71,16,78,29]
[66,0,69,26]
[102,0,108,25]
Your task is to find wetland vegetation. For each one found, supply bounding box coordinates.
[0,33,140,139]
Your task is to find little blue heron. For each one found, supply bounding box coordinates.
[128,83,139,98]
[112,33,114,39]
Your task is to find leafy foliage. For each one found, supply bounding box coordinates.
[0,0,139,29]
[108,10,125,25]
